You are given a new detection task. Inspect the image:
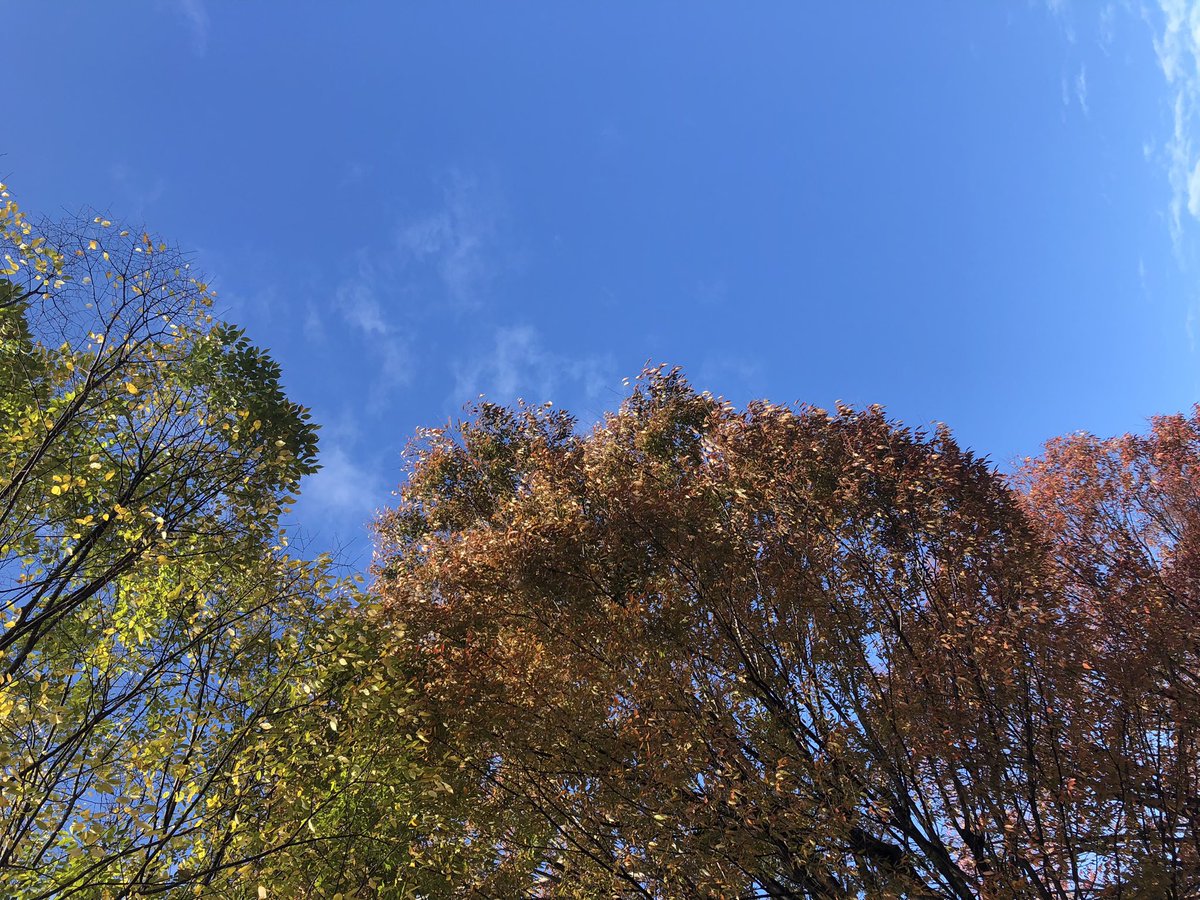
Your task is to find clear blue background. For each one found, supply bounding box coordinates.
[3,2,1196,560]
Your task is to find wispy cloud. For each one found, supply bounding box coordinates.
[1150,0,1200,253]
[302,170,513,417]
[213,276,284,326]
[337,263,390,336]
[1148,0,1200,349]
[1099,3,1117,51]
[1045,0,1077,44]
[1051,0,1200,351]
[176,0,209,57]
[453,325,614,413]
[693,356,768,406]
[295,172,525,540]
[696,278,729,308]
[302,444,381,524]
[331,254,413,413]
[396,172,507,308]
[303,302,324,344]
[296,438,390,561]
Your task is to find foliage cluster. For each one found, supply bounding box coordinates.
[2,185,1197,898]
[0,189,433,899]
[373,370,1199,898]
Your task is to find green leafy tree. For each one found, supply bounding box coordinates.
[0,187,346,898]
[219,605,468,899]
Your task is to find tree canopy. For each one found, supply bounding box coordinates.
[2,182,1197,898]
[370,368,1199,898]
[0,188,432,899]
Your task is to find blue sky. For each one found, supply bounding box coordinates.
[3,2,1197,560]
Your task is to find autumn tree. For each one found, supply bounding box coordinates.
[0,186,361,898]
[371,368,1194,898]
[1017,410,1200,894]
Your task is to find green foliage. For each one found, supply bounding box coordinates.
[220,602,460,899]
[0,188,427,899]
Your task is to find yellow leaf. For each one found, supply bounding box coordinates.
[258,887,268,899]
[88,240,98,251]
[125,383,139,395]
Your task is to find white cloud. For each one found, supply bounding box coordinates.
[176,0,209,57]
[303,302,324,344]
[314,171,512,415]
[395,172,504,308]
[453,325,614,412]
[337,266,390,336]
[376,341,412,405]
[1153,0,1191,82]
[1099,3,1117,51]
[295,441,389,558]
[301,444,382,525]
[332,255,413,412]
[1040,2,1200,353]
[1149,0,1200,253]
[1146,0,1200,354]
[1045,0,1077,43]
[1188,157,1200,217]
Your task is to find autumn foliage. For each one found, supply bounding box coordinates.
[1017,412,1200,892]
[3,186,1198,899]
[373,369,1199,898]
